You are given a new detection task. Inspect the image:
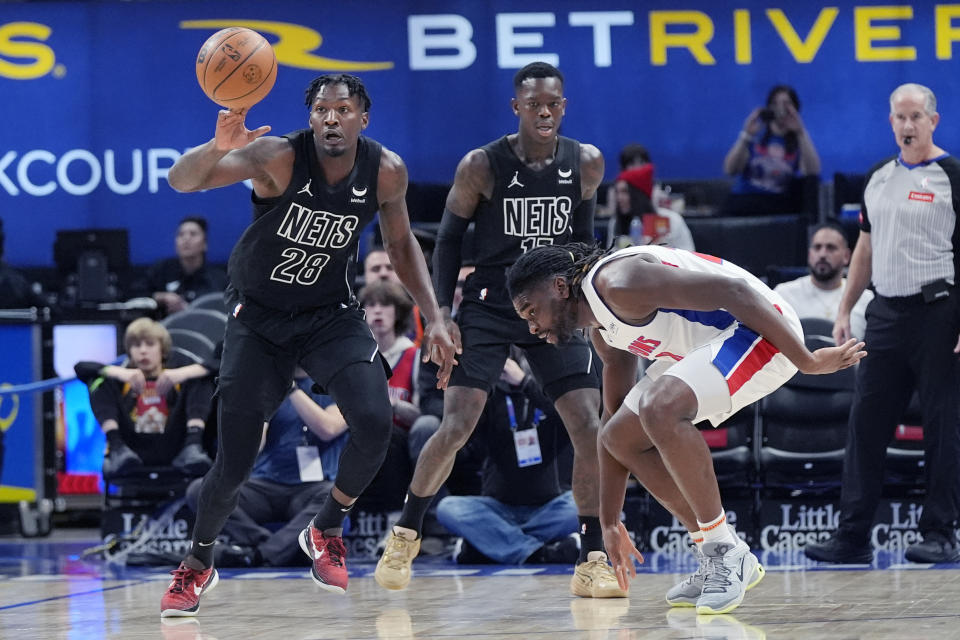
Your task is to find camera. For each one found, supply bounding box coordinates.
[759,108,775,122]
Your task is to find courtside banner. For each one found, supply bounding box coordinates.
[1,0,957,265]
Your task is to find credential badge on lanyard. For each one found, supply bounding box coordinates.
[507,395,542,467]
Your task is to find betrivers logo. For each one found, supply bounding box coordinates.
[351,185,367,203]
[0,22,62,80]
[180,20,394,72]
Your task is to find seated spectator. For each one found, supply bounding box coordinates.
[185,368,348,567]
[364,245,423,345]
[610,165,694,250]
[774,221,873,340]
[361,280,421,429]
[356,280,421,511]
[363,246,400,285]
[0,217,43,309]
[131,216,227,315]
[74,318,214,480]
[599,144,681,219]
[437,352,579,565]
[722,85,821,215]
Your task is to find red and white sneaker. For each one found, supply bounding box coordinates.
[160,559,219,617]
[299,524,348,594]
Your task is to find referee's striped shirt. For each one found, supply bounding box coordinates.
[861,153,960,297]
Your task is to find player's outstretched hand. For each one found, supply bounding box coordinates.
[422,321,459,389]
[802,338,866,375]
[215,109,271,152]
[602,522,643,592]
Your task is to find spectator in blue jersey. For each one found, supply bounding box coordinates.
[722,85,821,214]
[438,351,580,565]
[805,83,960,565]
[185,368,348,567]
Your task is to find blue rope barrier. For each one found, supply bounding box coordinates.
[0,357,125,395]
[0,377,76,395]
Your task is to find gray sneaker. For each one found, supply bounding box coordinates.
[696,540,758,615]
[665,548,709,607]
[666,539,764,607]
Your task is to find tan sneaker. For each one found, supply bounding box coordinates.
[375,529,421,590]
[570,551,629,598]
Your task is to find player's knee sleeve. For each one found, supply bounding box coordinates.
[346,398,393,457]
[333,394,393,497]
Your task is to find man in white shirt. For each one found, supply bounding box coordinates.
[774,221,873,340]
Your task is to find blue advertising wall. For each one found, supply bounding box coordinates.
[0,324,41,502]
[1,1,959,266]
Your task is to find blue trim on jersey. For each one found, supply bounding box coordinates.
[898,152,951,169]
[660,308,736,330]
[712,324,761,377]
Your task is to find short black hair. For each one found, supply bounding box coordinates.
[618,144,651,170]
[809,219,849,247]
[179,215,208,237]
[766,84,800,111]
[506,242,609,302]
[304,74,372,112]
[513,62,564,91]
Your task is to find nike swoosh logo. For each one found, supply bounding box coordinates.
[558,168,572,178]
[352,186,367,196]
[736,557,745,582]
[193,583,204,596]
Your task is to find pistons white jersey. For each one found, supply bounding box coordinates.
[581,245,800,395]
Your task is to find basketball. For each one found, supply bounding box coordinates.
[195,27,277,112]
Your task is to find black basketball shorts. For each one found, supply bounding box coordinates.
[449,299,599,400]
[221,293,384,416]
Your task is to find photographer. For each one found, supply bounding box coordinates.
[722,85,821,214]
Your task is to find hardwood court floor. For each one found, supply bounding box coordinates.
[2,535,960,639]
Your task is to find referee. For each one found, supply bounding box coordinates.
[806,83,960,564]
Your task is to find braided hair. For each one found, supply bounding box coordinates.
[304,74,372,112]
[506,242,610,302]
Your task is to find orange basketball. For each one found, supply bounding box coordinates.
[195,27,277,112]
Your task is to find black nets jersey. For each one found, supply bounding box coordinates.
[465,135,583,309]
[227,129,381,310]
